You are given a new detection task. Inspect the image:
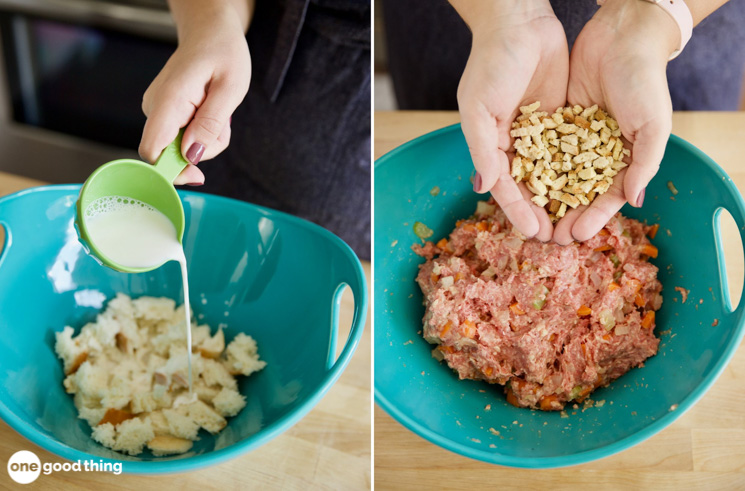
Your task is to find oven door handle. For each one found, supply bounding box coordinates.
[0,0,176,41]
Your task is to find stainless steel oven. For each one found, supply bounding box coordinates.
[0,0,176,183]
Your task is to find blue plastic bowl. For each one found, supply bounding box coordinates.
[0,185,367,474]
[374,124,745,468]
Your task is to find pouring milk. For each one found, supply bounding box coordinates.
[84,196,194,393]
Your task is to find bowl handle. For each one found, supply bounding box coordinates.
[714,206,745,315]
[325,258,368,371]
[0,195,17,269]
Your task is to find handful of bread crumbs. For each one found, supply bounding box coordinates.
[55,294,265,456]
[510,101,630,223]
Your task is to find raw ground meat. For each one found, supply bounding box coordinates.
[413,198,663,411]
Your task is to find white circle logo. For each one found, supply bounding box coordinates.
[7,450,41,484]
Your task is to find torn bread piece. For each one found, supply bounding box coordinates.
[55,294,266,457]
[510,102,628,222]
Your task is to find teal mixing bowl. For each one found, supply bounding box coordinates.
[374,124,745,468]
[0,185,367,474]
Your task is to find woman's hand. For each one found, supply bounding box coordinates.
[553,0,678,244]
[139,3,251,185]
[452,0,568,242]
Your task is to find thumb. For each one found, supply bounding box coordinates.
[182,76,246,164]
[622,115,671,207]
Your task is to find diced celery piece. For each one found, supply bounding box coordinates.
[413,221,433,239]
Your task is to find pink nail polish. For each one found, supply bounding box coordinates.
[186,142,205,164]
[636,188,646,207]
[473,172,482,193]
[186,181,204,187]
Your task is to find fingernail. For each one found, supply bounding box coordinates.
[186,181,204,187]
[473,172,482,193]
[186,142,205,164]
[636,188,646,207]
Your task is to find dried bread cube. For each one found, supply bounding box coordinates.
[198,328,225,359]
[56,294,265,457]
[91,418,155,456]
[222,333,267,377]
[211,387,247,418]
[148,435,193,456]
[185,400,227,434]
[510,101,627,222]
[162,406,201,440]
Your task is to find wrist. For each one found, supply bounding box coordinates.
[594,0,680,60]
[450,0,555,37]
[169,0,247,44]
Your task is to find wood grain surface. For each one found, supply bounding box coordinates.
[0,174,371,490]
[374,111,745,491]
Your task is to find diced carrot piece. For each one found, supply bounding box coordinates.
[463,320,477,338]
[539,395,561,411]
[594,245,614,252]
[510,302,526,315]
[476,221,489,232]
[581,343,587,357]
[440,321,452,336]
[577,305,592,316]
[598,229,610,236]
[608,282,621,292]
[641,311,656,329]
[506,388,520,407]
[483,366,494,377]
[456,219,465,227]
[455,272,464,282]
[603,334,611,341]
[463,223,477,232]
[647,223,660,239]
[549,333,557,342]
[431,273,439,284]
[436,238,449,250]
[635,293,646,308]
[641,244,658,258]
[577,385,594,402]
[438,345,455,354]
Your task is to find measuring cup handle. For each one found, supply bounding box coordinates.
[153,128,190,183]
[326,253,369,371]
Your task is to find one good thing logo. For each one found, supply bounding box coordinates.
[6,450,122,484]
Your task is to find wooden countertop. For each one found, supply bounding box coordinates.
[374,111,745,490]
[0,174,371,490]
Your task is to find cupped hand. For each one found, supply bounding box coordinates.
[139,10,251,185]
[454,0,568,241]
[553,0,678,245]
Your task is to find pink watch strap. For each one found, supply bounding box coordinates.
[596,0,693,60]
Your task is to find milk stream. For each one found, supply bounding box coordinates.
[85,196,193,393]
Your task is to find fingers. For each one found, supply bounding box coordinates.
[139,90,197,164]
[460,102,501,193]
[182,76,246,165]
[486,150,540,238]
[552,206,583,246]
[622,116,671,207]
[553,169,628,243]
[173,164,205,186]
[200,119,232,161]
[518,182,553,242]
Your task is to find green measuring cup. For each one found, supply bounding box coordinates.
[75,130,190,273]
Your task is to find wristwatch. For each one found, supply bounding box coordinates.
[596,0,693,60]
